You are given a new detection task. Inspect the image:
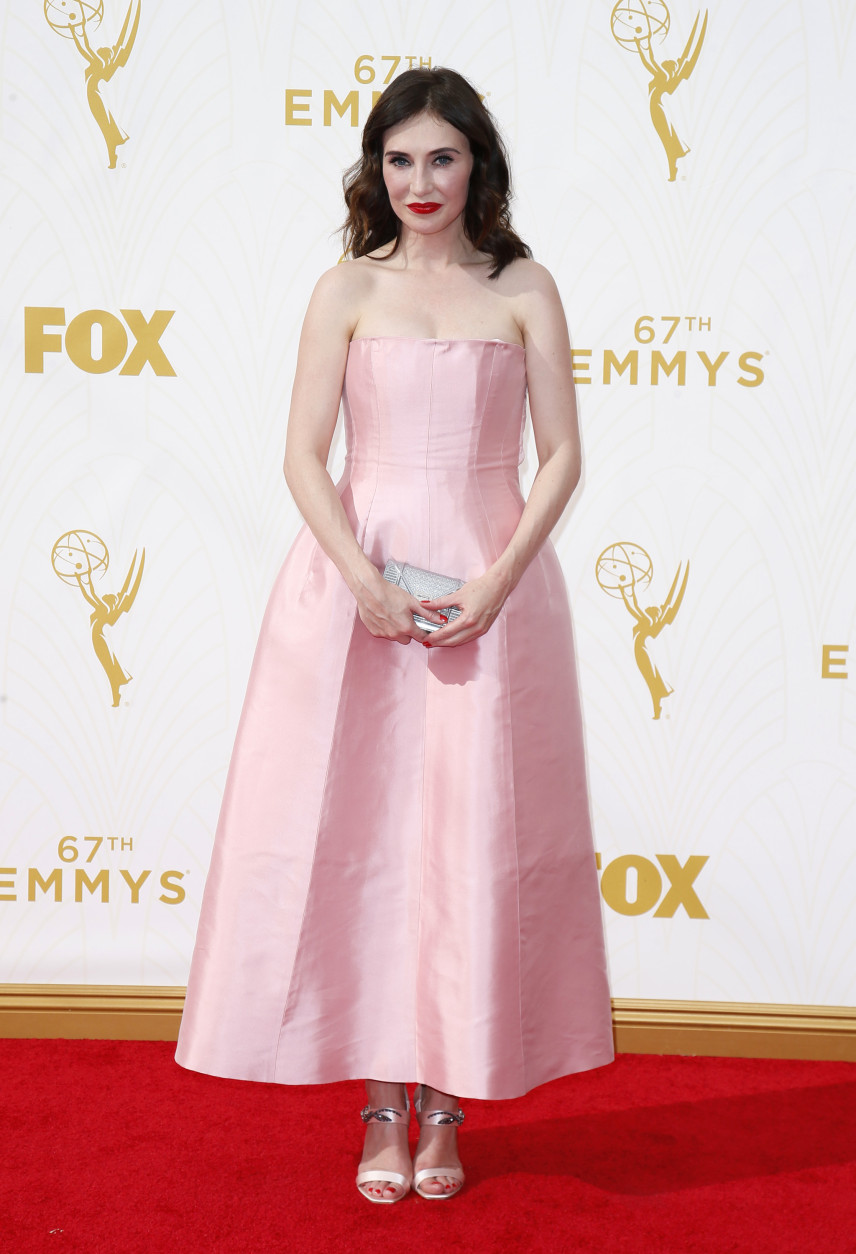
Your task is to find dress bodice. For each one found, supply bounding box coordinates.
[343,337,527,473]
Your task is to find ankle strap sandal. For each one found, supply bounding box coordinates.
[412,1085,465,1199]
[356,1090,411,1204]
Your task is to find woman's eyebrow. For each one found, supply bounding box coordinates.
[384,146,463,157]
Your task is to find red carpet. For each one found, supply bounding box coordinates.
[3,1041,855,1253]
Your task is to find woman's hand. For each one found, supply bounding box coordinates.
[417,567,512,648]
[355,570,448,645]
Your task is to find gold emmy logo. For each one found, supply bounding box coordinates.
[51,530,145,707]
[596,542,689,720]
[611,1,708,182]
[44,0,141,169]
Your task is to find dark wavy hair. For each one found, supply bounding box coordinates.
[342,67,531,279]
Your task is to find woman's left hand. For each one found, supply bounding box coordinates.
[418,567,512,648]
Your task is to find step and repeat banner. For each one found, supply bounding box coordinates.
[1,1,854,1007]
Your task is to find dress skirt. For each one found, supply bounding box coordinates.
[175,337,614,1099]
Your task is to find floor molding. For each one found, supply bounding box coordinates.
[1,986,854,1060]
[0,985,185,1042]
[612,998,856,1061]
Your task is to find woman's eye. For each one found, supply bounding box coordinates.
[388,156,410,167]
[434,154,452,166]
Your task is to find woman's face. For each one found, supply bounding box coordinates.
[381,111,474,236]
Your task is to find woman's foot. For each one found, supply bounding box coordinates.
[412,1084,465,1198]
[356,1080,412,1203]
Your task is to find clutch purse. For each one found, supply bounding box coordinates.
[382,559,464,633]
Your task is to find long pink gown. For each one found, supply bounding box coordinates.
[175,337,614,1100]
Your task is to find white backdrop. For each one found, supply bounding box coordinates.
[1,0,854,1006]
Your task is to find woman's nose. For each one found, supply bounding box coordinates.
[409,163,433,197]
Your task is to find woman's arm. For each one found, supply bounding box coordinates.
[283,265,445,644]
[424,262,582,646]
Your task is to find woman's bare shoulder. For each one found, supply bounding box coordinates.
[313,257,373,294]
[493,256,560,297]
[305,258,376,331]
[487,258,565,345]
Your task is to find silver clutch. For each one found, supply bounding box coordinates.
[382,559,464,633]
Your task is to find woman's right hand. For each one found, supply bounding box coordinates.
[355,572,447,644]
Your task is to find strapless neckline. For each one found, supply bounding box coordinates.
[350,336,525,352]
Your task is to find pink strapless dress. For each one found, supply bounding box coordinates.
[175,338,613,1099]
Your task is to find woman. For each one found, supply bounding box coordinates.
[176,66,613,1203]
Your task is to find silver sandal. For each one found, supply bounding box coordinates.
[412,1084,465,1199]
[355,1091,411,1204]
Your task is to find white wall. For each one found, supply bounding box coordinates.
[1,1,854,1003]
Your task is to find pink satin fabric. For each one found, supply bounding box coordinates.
[175,338,614,1099]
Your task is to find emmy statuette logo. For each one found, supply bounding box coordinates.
[44,0,141,169]
[596,542,690,720]
[611,0,708,181]
[51,530,145,707]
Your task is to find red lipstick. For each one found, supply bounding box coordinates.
[408,202,441,214]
